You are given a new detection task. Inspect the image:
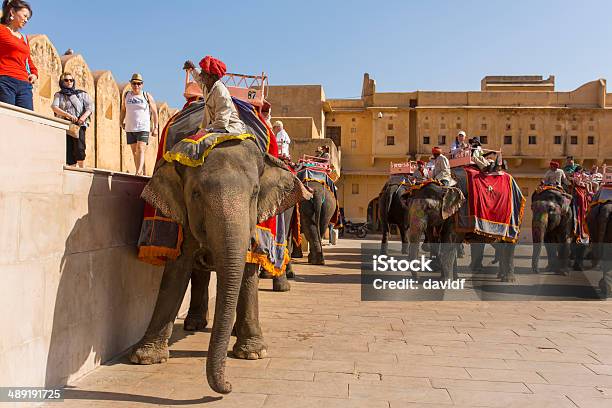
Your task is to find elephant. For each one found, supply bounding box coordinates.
[299,179,337,265]
[531,188,584,274]
[379,178,411,254]
[586,200,612,296]
[128,139,311,394]
[402,182,518,282]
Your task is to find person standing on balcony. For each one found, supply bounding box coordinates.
[51,73,93,168]
[0,0,37,110]
[273,120,291,159]
[121,73,158,176]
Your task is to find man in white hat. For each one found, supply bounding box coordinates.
[451,130,469,158]
[273,120,291,159]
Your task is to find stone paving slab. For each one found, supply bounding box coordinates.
[41,238,612,407]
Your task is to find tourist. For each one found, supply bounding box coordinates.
[273,120,291,159]
[431,146,451,185]
[0,0,37,110]
[469,137,495,171]
[542,161,567,187]
[316,145,330,160]
[450,130,469,157]
[120,73,158,176]
[51,73,94,168]
[184,56,246,134]
[563,156,579,174]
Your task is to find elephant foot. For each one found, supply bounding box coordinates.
[233,337,268,360]
[308,254,325,265]
[273,276,291,292]
[183,315,208,331]
[556,269,570,277]
[286,269,295,279]
[532,267,539,275]
[501,274,517,283]
[599,278,612,298]
[259,269,274,279]
[129,338,169,365]
[573,263,584,272]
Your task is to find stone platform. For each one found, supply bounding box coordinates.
[40,239,612,407]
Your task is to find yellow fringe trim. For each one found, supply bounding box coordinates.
[163,133,255,167]
[246,247,290,277]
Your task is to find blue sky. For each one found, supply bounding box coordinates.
[27,0,612,107]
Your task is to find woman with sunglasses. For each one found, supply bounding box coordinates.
[0,0,37,110]
[51,73,93,168]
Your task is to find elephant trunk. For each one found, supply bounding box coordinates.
[531,207,548,272]
[205,213,250,394]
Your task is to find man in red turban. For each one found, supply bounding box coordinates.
[183,56,245,134]
[543,160,567,187]
[431,146,451,185]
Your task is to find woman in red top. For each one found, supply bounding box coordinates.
[0,0,37,110]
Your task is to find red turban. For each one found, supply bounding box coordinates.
[432,146,442,155]
[550,161,559,168]
[199,56,227,78]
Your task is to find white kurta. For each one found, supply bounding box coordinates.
[276,129,291,157]
[193,74,246,134]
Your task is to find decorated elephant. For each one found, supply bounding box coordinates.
[297,169,338,265]
[402,167,525,282]
[379,175,412,254]
[586,195,612,296]
[531,187,583,274]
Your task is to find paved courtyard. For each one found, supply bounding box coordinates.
[44,238,612,407]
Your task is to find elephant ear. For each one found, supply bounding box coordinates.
[258,154,313,223]
[141,161,187,225]
[441,186,465,220]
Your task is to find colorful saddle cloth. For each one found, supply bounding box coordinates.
[572,185,590,244]
[453,167,526,242]
[296,168,340,224]
[138,97,291,276]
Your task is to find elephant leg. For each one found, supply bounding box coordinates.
[381,221,389,254]
[439,222,458,280]
[470,243,485,272]
[273,272,291,292]
[184,261,212,331]
[572,243,586,271]
[399,226,409,255]
[532,242,543,274]
[544,242,556,272]
[130,230,199,364]
[304,216,324,265]
[558,240,571,276]
[286,237,295,279]
[233,264,267,359]
[499,243,517,283]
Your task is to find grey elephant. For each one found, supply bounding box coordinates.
[379,176,412,254]
[129,140,311,395]
[298,177,338,265]
[531,188,583,274]
[586,196,612,296]
[402,179,521,282]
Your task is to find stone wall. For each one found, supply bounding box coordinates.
[93,71,121,172]
[0,102,202,387]
[28,35,177,176]
[29,35,62,118]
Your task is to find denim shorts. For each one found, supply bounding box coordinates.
[0,75,33,110]
[126,131,149,145]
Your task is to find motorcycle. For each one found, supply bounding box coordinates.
[339,221,368,239]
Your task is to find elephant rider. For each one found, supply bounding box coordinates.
[414,160,428,180]
[184,56,246,134]
[431,146,452,186]
[542,161,568,188]
[469,137,496,172]
[451,130,470,158]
